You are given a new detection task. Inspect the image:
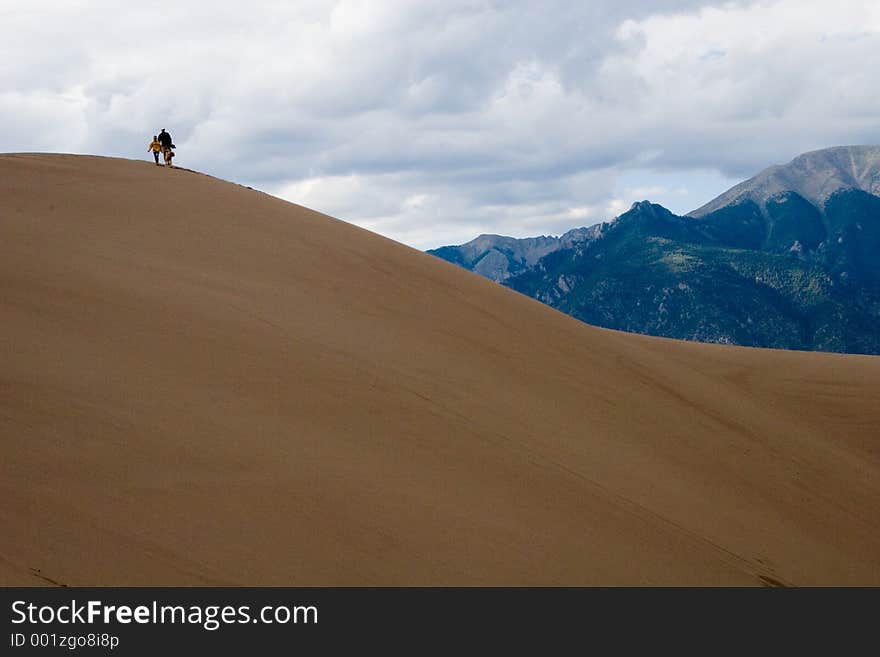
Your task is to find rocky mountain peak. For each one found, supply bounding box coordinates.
[689,145,880,217]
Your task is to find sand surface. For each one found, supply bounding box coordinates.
[2,154,878,586]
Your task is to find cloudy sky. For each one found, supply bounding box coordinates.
[3,1,880,248]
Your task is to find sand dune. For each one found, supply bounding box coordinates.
[1,153,878,586]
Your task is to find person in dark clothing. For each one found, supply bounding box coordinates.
[157,129,174,154]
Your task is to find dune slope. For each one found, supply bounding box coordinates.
[2,154,879,586]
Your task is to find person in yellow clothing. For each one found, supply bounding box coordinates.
[147,136,162,165]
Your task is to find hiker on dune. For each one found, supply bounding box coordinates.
[156,128,176,168]
[157,128,174,154]
[147,135,162,165]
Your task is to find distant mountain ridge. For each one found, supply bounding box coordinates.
[428,224,604,282]
[689,145,880,217]
[429,146,880,354]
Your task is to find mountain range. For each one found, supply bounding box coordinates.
[429,146,880,354]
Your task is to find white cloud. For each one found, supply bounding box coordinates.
[2,0,879,248]
[603,0,880,174]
